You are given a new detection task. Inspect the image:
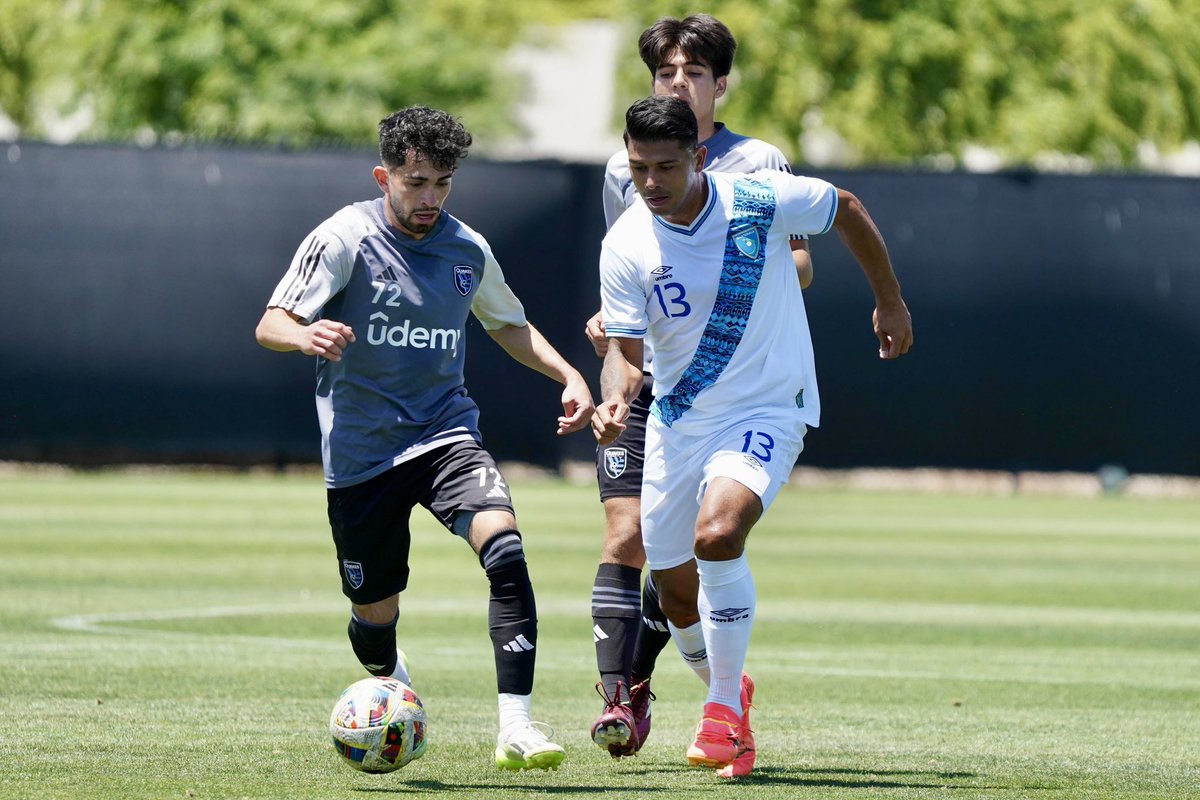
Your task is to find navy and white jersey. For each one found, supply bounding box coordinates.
[602,123,796,370]
[267,197,526,488]
[600,170,837,435]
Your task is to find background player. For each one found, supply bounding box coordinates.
[593,96,912,777]
[255,106,594,772]
[587,14,815,761]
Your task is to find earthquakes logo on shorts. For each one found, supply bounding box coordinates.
[453,265,473,296]
[343,560,364,590]
[709,607,751,623]
[604,447,628,479]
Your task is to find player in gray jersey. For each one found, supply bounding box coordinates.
[585,15,815,774]
[256,106,594,772]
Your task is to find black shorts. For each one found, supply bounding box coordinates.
[326,439,515,604]
[596,374,653,500]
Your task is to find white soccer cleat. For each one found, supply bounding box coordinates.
[495,721,566,771]
[390,648,412,685]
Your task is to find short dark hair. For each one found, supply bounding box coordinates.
[623,96,699,152]
[378,106,472,171]
[638,14,737,78]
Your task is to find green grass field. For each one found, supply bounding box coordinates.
[1,469,1197,799]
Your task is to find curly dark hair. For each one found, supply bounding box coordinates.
[638,14,737,78]
[378,106,472,170]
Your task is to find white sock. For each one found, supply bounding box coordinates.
[697,554,755,715]
[498,692,531,735]
[668,619,710,685]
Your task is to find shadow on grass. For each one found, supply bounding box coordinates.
[351,765,1056,794]
[352,781,673,795]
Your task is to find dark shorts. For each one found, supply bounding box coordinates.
[326,439,515,604]
[596,374,654,501]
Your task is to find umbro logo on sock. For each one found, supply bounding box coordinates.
[709,607,751,623]
[502,634,535,652]
[681,648,707,664]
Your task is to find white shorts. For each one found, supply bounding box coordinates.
[640,414,805,571]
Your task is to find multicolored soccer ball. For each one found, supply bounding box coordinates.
[329,676,428,772]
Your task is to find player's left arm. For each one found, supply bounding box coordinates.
[831,188,914,359]
[487,322,596,435]
[790,238,813,290]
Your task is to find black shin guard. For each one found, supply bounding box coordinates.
[480,530,537,695]
[591,563,642,696]
[630,571,673,684]
[347,611,399,676]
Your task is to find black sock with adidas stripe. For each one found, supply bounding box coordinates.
[592,562,641,697]
[480,529,538,695]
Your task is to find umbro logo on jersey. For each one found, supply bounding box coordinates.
[652,265,674,281]
[709,607,751,623]
[604,447,627,478]
[502,635,535,652]
[453,265,473,296]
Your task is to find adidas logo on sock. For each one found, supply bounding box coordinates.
[642,616,669,632]
[593,625,609,643]
[502,634,535,652]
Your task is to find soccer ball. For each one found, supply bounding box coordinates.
[329,676,428,772]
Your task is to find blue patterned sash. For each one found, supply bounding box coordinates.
[652,178,777,426]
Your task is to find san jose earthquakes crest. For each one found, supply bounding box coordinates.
[453,265,473,296]
[603,447,627,479]
[343,560,364,589]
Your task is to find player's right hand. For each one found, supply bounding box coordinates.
[584,310,608,357]
[591,399,629,445]
[300,320,356,361]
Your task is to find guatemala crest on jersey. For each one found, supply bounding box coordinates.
[453,265,473,296]
[603,447,627,479]
[733,225,761,259]
[342,560,364,590]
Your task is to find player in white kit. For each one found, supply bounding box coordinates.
[594,96,913,776]
[586,16,816,767]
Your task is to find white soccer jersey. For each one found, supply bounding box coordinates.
[600,170,837,434]
[602,124,798,370]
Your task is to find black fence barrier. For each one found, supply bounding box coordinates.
[2,141,1197,476]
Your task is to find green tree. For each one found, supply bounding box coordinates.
[12,0,553,145]
[614,0,1200,168]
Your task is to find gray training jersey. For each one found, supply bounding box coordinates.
[267,198,526,488]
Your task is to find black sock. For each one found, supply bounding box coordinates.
[592,562,641,697]
[630,572,672,684]
[347,611,399,676]
[480,530,537,696]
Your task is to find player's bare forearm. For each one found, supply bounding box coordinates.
[599,337,643,405]
[255,306,355,361]
[790,239,813,290]
[592,337,642,444]
[832,189,913,358]
[487,322,596,433]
